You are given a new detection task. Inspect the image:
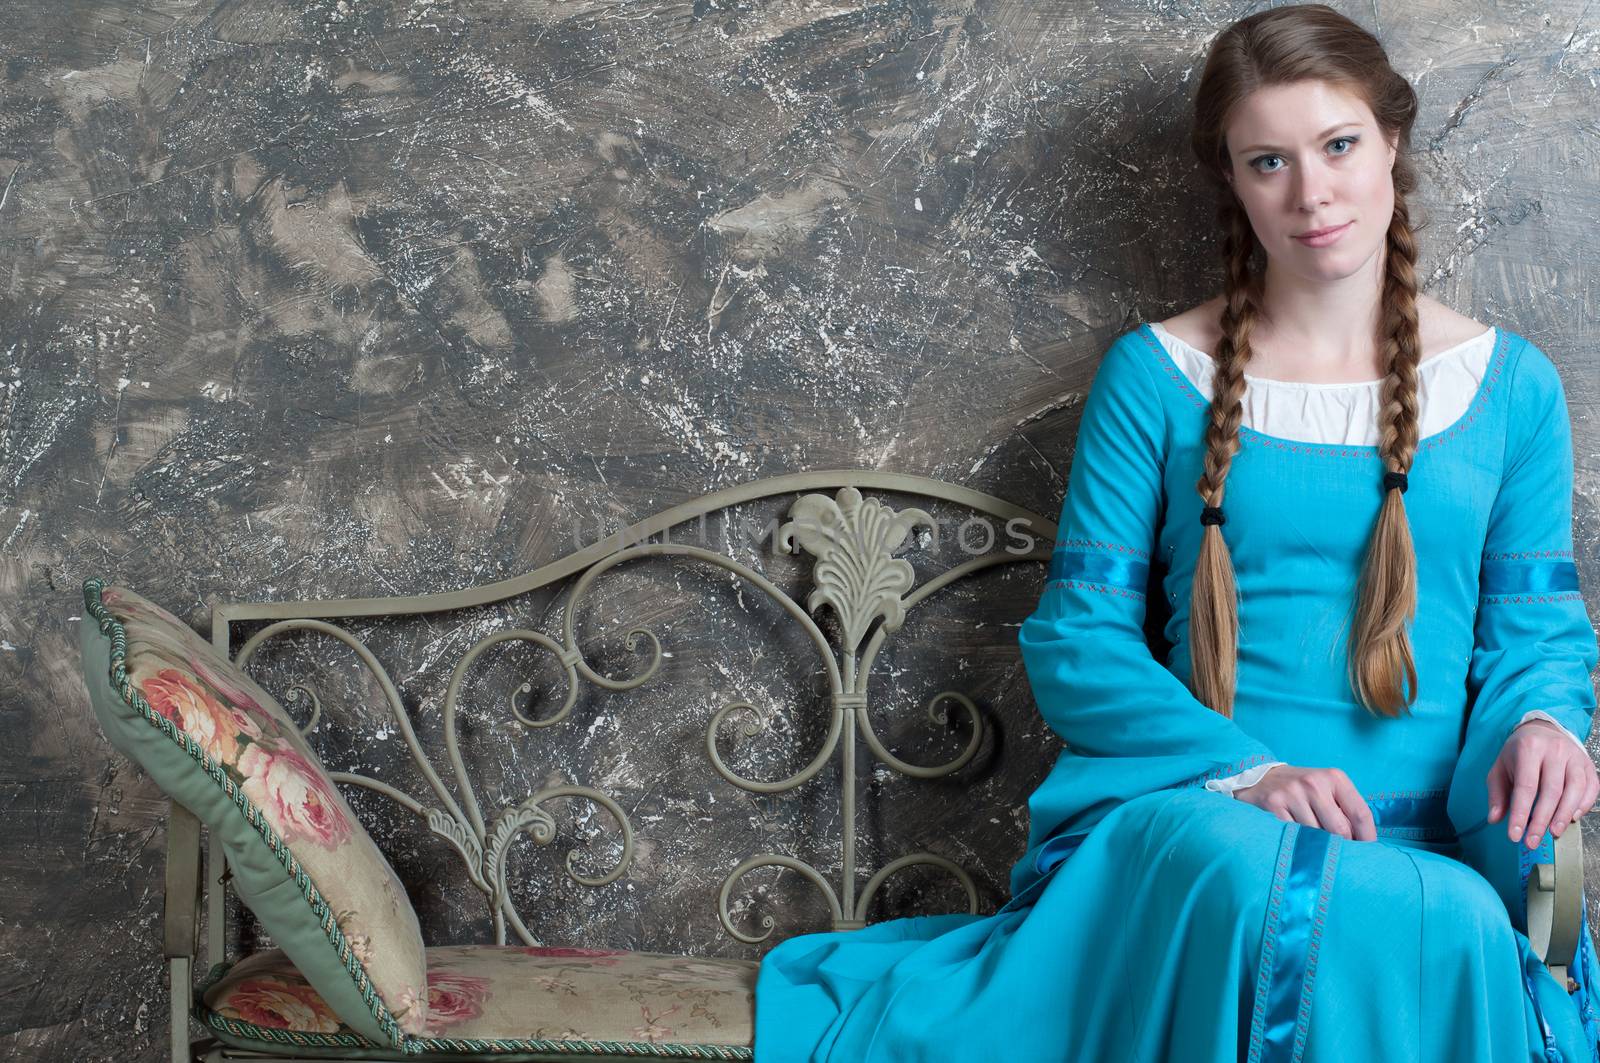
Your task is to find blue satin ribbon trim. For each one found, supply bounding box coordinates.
[1047,547,1150,593]
[1572,897,1599,1046]
[1516,844,1559,1055]
[1481,558,1580,596]
[1367,793,1455,841]
[1258,828,1336,1063]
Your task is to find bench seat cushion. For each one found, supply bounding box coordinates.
[199,944,757,1061]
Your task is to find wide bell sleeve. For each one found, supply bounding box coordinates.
[1447,339,1599,935]
[1009,336,1278,902]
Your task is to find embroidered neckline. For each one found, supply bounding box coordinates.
[1132,322,1512,456]
[1147,320,1495,390]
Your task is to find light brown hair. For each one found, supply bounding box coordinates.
[1186,4,1423,718]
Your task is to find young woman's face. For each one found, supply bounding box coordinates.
[1222,80,1398,283]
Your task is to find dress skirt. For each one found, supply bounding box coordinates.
[753,787,1595,1062]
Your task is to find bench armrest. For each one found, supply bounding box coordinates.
[1528,817,1585,983]
[163,799,204,1063]
[163,799,202,960]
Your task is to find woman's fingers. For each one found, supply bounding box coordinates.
[1285,796,1318,832]
[1505,746,1543,844]
[1550,757,1588,837]
[1520,750,1565,849]
[1567,762,1600,828]
[1308,790,1354,839]
[1486,758,1511,823]
[1334,782,1376,841]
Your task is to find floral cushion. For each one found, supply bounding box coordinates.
[77,578,428,1046]
[200,945,757,1060]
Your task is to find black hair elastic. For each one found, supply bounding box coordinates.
[1383,470,1409,494]
[1200,505,1226,527]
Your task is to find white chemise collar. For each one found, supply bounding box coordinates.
[1146,321,1497,447]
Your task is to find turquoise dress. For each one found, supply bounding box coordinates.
[753,324,1600,1062]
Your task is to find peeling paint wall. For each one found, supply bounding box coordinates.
[4,2,1600,1059]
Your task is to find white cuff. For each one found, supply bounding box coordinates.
[1204,761,1286,797]
[1516,711,1589,756]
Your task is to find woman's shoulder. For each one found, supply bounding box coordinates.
[1497,327,1565,411]
[1417,297,1497,355]
[1431,299,1557,406]
[1149,296,1227,354]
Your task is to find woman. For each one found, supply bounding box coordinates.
[753,6,1600,1061]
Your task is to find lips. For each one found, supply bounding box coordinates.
[1296,221,1351,239]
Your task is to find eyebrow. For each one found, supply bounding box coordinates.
[1237,121,1363,155]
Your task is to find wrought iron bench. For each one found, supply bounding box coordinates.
[134,470,1583,1062]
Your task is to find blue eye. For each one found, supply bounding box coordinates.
[1248,134,1359,173]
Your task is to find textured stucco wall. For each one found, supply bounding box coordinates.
[4,2,1599,1059]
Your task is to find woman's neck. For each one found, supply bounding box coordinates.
[1249,253,1388,378]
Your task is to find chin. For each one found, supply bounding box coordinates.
[1287,236,1383,278]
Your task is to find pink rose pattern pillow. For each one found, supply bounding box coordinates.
[98,585,428,1035]
[204,945,758,1051]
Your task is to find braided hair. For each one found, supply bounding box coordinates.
[1185,4,1424,719]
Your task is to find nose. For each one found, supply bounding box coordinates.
[1295,159,1332,212]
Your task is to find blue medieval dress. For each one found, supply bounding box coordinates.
[752,322,1600,1062]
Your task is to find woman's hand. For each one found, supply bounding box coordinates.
[1232,765,1377,841]
[1487,719,1599,849]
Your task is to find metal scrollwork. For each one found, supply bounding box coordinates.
[712,485,1047,936]
[718,855,843,944]
[713,486,1011,934]
[281,683,323,737]
[212,472,1054,950]
[233,619,635,945]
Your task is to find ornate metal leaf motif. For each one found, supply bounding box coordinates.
[426,808,489,896]
[484,801,558,907]
[778,486,934,652]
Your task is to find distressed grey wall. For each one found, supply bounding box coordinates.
[4,1,1599,1059]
